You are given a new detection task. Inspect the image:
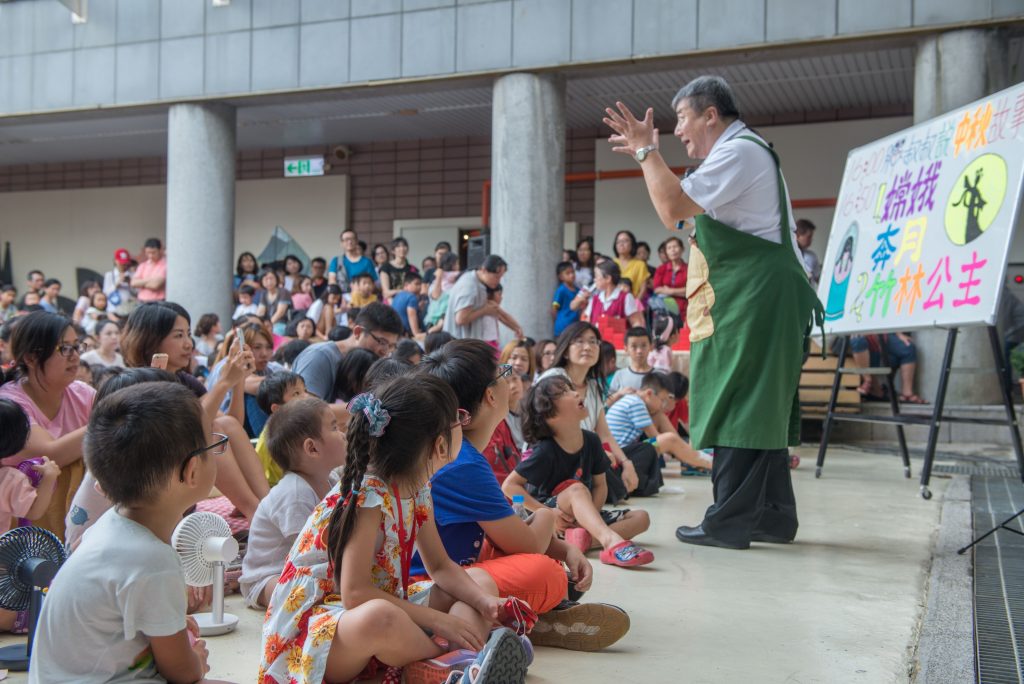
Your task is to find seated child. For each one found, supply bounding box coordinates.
[253,370,309,487]
[259,375,530,684]
[551,261,581,337]
[608,327,654,400]
[233,284,259,319]
[480,285,523,349]
[503,375,653,568]
[348,272,379,307]
[239,397,345,609]
[606,372,711,472]
[31,382,227,683]
[647,314,681,372]
[0,399,61,634]
[65,367,181,551]
[482,372,524,484]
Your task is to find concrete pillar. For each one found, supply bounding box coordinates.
[165,103,237,326]
[491,73,565,342]
[913,29,1008,405]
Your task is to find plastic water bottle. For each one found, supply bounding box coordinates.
[511,495,529,520]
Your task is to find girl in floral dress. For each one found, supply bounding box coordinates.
[259,375,530,684]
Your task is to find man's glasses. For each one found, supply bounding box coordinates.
[367,330,396,354]
[55,342,88,358]
[179,432,229,482]
[489,363,514,386]
[451,408,471,428]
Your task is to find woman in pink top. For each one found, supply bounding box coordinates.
[0,311,96,539]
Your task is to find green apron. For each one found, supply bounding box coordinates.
[686,136,824,451]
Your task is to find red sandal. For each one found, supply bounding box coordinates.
[600,540,654,567]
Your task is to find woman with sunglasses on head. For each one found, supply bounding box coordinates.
[0,311,95,538]
[121,302,269,519]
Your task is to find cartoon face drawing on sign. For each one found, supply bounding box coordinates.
[825,223,858,322]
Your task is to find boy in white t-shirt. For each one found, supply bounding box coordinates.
[30,381,228,683]
[239,397,346,609]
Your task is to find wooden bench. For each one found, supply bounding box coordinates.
[800,347,862,417]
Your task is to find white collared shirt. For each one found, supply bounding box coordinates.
[681,120,803,262]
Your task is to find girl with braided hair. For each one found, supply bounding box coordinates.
[259,375,531,684]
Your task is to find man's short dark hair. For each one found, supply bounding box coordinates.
[423,330,453,354]
[354,302,403,336]
[27,270,43,281]
[671,75,740,120]
[144,238,162,250]
[435,241,452,252]
[84,382,206,506]
[352,272,374,283]
[641,371,672,394]
[796,219,816,235]
[404,272,422,286]
[556,261,575,276]
[481,255,507,274]
[1,284,15,294]
[43,278,61,289]
[257,370,304,414]
[625,327,651,344]
[265,397,329,473]
[666,371,689,399]
[390,237,409,249]
[311,256,327,267]
[418,338,497,414]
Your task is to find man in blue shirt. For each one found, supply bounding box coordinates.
[412,340,630,652]
[328,229,378,290]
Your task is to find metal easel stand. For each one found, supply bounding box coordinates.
[814,326,1024,502]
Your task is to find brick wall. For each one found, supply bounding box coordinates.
[0,130,598,249]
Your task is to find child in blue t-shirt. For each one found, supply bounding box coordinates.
[551,261,581,337]
[390,272,424,336]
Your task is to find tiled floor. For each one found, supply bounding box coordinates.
[3,446,948,683]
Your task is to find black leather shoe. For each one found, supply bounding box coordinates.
[675,525,749,549]
[750,533,794,544]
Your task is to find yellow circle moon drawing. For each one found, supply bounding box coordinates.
[944,153,1007,245]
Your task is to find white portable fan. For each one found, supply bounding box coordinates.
[172,512,239,636]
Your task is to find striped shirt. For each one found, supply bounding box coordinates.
[605,394,653,446]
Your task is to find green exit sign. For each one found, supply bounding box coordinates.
[284,156,325,177]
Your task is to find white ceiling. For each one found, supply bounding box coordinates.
[0,35,1019,166]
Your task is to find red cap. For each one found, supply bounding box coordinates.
[114,248,131,264]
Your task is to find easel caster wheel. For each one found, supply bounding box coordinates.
[814,467,822,479]
[920,487,932,500]
[904,467,912,479]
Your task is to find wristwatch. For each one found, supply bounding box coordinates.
[634,145,657,162]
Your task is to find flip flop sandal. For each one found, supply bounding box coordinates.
[599,539,654,567]
[900,394,929,404]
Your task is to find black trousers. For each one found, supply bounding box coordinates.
[700,447,798,545]
[603,442,663,504]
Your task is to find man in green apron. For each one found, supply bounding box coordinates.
[604,76,822,550]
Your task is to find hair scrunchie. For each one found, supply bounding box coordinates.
[348,392,391,437]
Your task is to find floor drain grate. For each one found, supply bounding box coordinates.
[971,475,1024,684]
[937,464,1021,477]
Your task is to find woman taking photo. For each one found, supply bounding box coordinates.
[207,323,283,439]
[121,303,269,518]
[0,311,94,537]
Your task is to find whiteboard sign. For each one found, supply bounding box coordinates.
[817,80,1024,335]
